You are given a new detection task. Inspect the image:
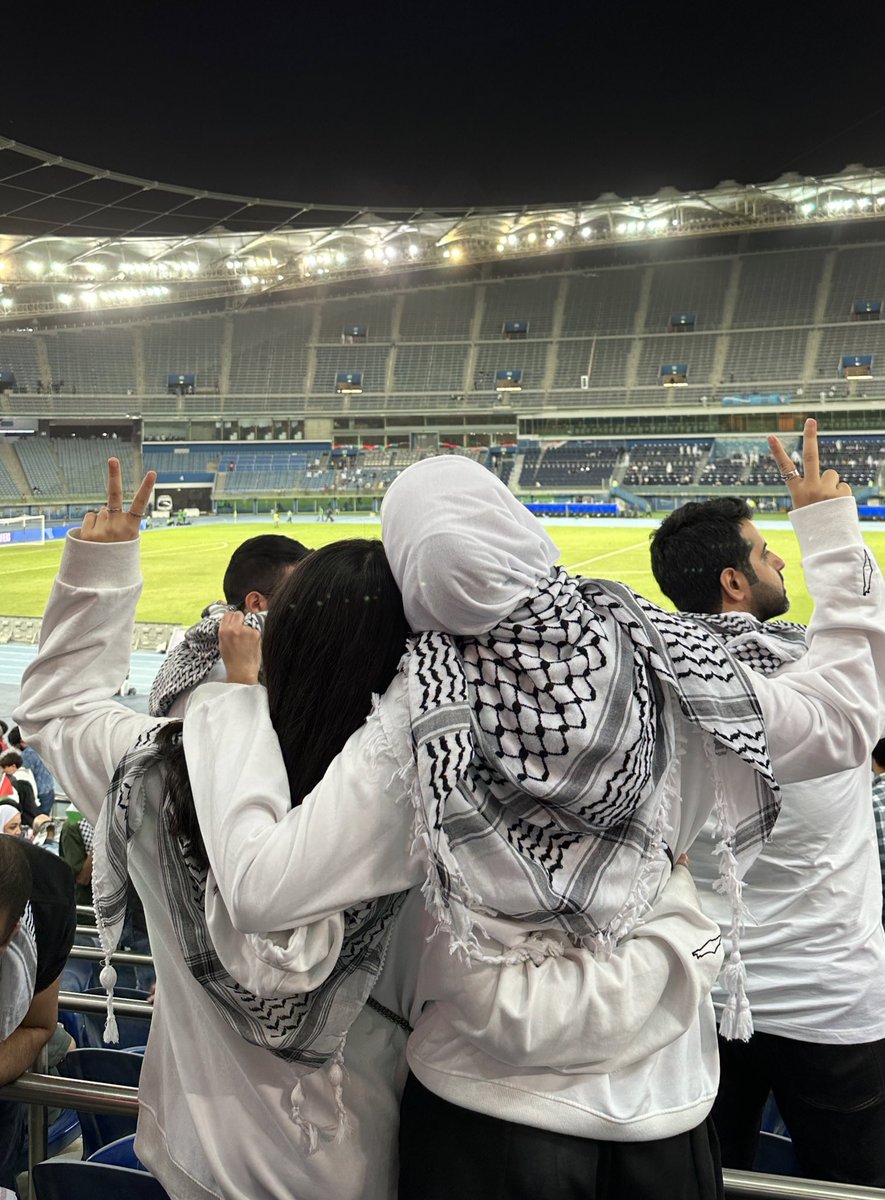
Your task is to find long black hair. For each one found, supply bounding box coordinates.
[161,537,409,865]
[262,538,409,805]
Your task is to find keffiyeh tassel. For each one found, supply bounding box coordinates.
[99,963,119,1045]
[288,1044,351,1155]
[708,738,754,1042]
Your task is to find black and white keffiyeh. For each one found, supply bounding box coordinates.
[78,817,95,853]
[92,723,405,1150]
[149,605,265,717]
[407,568,779,957]
[383,456,789,1040]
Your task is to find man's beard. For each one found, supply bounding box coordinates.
[751,580,790,622]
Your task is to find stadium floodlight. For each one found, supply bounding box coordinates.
[408,244,419,258]
[0,297,13,309]
[26,261,43,275]
[57,293,73,305]
[554,230,564,241]
[527,232,538,244]
[800,202,815,215]
[450,247,462,260]
[580,225,592,238]
[496,243,505,252]
[506,234,518,245]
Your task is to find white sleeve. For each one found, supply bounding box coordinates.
[14,533,161,824]
[184,683,424,935]
[752,497,885,784]
[420,866,723,1073]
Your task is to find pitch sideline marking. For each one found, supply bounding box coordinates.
[565,540,651,573]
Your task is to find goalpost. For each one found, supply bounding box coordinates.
[0,514,46,547]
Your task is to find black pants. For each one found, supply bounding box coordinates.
[398,1073,723,1200]
[714,1032,885,1185]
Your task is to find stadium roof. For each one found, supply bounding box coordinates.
[2,137,885,322]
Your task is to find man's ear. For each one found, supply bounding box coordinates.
[719,566,749,607]
[242,590,269,614]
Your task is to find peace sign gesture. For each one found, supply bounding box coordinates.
[79,458,157,542]
[768,419,852,510]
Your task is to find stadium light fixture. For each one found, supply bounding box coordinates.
[0,297,13,309]
[527,232,538,244]
[580,225,592,238]
[496,243,505,252]
[506,233,518,245]
[554,230,564,241]
[800,202,815,215]
[450,247,462,260]
[57,293,73,305]
[408,244,419,258]
[26,261,43,275]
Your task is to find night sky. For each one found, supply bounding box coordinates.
[5,3,885,210]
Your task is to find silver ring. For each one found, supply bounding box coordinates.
[107,506,123,513]
[130,508,146,519]
[780,469,801,482]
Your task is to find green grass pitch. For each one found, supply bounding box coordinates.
[2,517,884,627]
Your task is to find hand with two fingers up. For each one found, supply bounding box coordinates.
[768,418,853,510]
[79,458,157,543]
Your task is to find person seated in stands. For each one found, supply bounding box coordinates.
[6,727,55,818]
[0,753,38,829]
[0,835,75,1190]
[650,493,885,1187]
[0,805,23,839]
[31,816,59,856]
[149,533,311,718]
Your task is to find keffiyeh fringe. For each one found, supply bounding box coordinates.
[92,723,406,1151]
[405,569,782,991]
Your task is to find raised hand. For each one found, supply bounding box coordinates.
[768,418,852,510]
[79,458,157,542]
[218,611,262,685]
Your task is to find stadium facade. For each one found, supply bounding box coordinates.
[0,139,882,516]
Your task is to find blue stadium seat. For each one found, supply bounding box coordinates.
[32,1159,171,1200]
[752,1131,802,1177]
[58,1047,143,1157]
[87,1133,146,1170]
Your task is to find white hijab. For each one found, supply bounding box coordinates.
[0,803,21,834]
[381,456,559,634]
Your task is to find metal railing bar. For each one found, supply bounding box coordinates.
[723,1168,885,1199]
[58,991,153,1018]
[0,1071,139,1115]
[68,946,154,966]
